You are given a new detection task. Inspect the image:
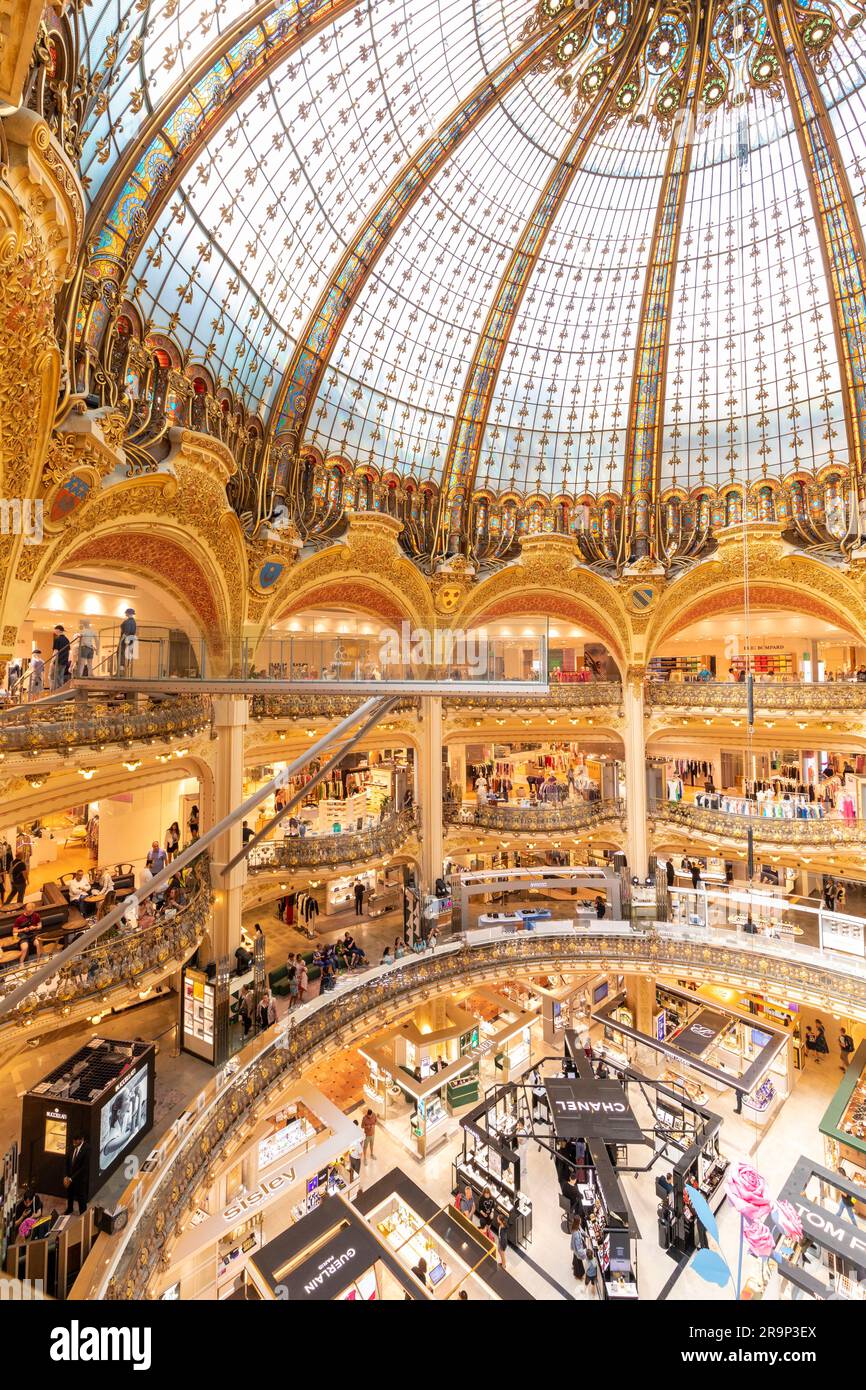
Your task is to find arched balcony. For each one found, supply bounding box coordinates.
[245,807,419,873]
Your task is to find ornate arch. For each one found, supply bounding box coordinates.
[644,539,866,656]
[252,514,436,637]
[457,542,631,670]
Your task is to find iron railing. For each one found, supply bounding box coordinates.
[246,808,418,871]
[0,868,210,1025]
[650,799,865,845]
[444,797,625,834]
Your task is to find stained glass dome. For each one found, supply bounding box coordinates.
[78,0,866,510]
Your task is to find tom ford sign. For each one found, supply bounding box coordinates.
[544,1079,645,1142]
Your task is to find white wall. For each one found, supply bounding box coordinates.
[96,778,197,879]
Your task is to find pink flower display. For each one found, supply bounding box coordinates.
[725,1161,772,1220]
[773,1199,803,1242]
[743,1218,776,1259]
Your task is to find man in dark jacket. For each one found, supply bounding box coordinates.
[52,626,71,689]
[4,854,27,905]
[64,1135,90,1214]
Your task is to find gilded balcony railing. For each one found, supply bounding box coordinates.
[78,919,866,1302]
[444,797,625,834]
[0,692,211,753]
[650,799,865,845]
[0,869,211,1026]
[249,693,419,721]
[443,681,624,709]
[246,808,419,871]
[644,680,866,713]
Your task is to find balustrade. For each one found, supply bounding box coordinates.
[246,808,418,871]
[650,798,865,844]
[0,871,211,1027]
[445,797,625,834]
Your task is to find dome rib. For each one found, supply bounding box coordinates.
[80,0,364,362]
[622,0,709,543]
[262,6,570,521]
[433,0,656,559]
[767,0,866,483]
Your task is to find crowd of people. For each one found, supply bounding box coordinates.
[3,611,140,701]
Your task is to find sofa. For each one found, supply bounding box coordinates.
[0,882,69,939]
[268,950,354,996]
[58,862,135,900]
[0,882,79,965]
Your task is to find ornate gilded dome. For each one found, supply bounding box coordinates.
[66,0,866,552]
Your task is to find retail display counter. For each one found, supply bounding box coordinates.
[820,1040,866,1173]
[21,1038,156,1201]
[356,1167,534,1300]
[244,1196,425,1301]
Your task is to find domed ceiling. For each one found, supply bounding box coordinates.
[79,0,866,505]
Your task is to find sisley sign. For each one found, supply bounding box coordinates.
[222,1166,296,1222]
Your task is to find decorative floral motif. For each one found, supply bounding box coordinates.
[773,1199,804,1243]
[726,1161,773,1221]
[743,1217,776,1259]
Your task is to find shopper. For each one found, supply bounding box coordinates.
[665,858,675,888]
[570,1217,587,1279]
[188,804,200,841]
[63,1134,90,1215]
[495,1212,509,1268]
[68,867,91,910]
[361,1107,377,1163]
[457,1184,476,1220]
[238,984,254,1036]
[164,822,180,861]
[257,989,276,1031]
[477,1187,496,1236]
[840,1027,855,1072]
[380,946,394,966]
[411,1256,428,1287]
[75,621,99,678]
[353,878,365,916]
[146,840,168,875]
[690,861,702,889]
[28,649,45,697]
[349,1123,363,1179]
[594,894,606,920]
[583,1247,598,1295]
[296,956,308,1002]
[287,965,299,1008]
[52,625,71,689]
[814,1021,829,1064]
[4,853,27,905]
[118,607,137,674]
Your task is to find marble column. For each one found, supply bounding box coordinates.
[623,670,648,877]
[206,694,249,963]
[418,695,443,894]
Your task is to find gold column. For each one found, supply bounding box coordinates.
[0,102,83,656]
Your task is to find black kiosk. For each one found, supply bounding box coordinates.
[20,1038,156,1203]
